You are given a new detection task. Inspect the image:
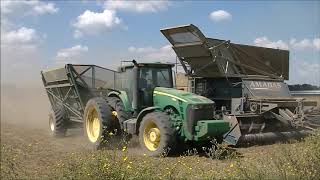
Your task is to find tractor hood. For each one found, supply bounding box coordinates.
[154,87,213,104]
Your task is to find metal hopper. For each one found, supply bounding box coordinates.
[161,24,289,80]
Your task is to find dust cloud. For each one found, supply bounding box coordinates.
[1,83,50,129]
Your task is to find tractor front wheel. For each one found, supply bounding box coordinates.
[138,111,176,157]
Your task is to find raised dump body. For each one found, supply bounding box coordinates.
[161,24,289,80]
[161,24,319,145]
[41,64,118,121]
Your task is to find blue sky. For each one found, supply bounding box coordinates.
[1,1,319,86]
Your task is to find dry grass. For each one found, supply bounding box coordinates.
[1,130,320,180]
[1,132,320,179]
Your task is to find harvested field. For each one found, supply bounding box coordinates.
[1,85,320,179]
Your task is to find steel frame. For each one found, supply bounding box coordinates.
[41,64,117,122]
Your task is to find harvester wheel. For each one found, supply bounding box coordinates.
[108,97,131,130]
[49,106,67,137]
[139,111,176,157]
[84,97,113,149]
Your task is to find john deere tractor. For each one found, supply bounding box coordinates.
[41,61,229,156]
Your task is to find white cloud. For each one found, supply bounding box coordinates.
[1,27,38,45]
[254,37,320,51]
[254,36,289,50]
[290,60,320,85]
[1,1,57,51]
[72,1,170,38]
[313,38,320,50]
[1,0,58,16]
[73,9,123,37]
[56,45,89,63]
[104,0,169,13]
[1,27,42,55]
[128,45,176,63]
[289,38,313,50]
[128,46,156,53]
[209,10,232,22]
[73,30,83,39]
[33,2,58,15]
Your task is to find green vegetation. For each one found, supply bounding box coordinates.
[2,131,320,180]
[288,84,320,91]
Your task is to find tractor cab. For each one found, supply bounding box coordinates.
[117,61,174,112]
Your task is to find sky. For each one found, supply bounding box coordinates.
[1,0,320,87]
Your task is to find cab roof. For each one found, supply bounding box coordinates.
[121,62,175,69]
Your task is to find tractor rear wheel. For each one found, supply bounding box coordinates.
[49,106,67,137]
[139,111,176,157]
[84,97,113,149]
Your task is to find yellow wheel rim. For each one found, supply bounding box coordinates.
[86,107,100,143]
[143,121,161,151]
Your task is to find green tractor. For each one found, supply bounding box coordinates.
[41,61,229,156]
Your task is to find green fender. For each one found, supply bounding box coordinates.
[135,106,160,134]
[107,91,132,112]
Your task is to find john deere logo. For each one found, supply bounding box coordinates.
[249,81,282,90]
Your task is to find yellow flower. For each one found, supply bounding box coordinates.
[123,156,128,161]
[127,165,131,169]
[108,132,114,136]
[143,153,146,156]
[230,163,234,168]
[122,146,127,152]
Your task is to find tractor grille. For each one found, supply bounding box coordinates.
[186,104,215,134]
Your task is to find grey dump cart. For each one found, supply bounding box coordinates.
[41,64,118,136]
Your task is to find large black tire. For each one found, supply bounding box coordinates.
[83,97,113,150]
[49,106,67,137]
[108,97,131,129]
[139,111,177,157]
